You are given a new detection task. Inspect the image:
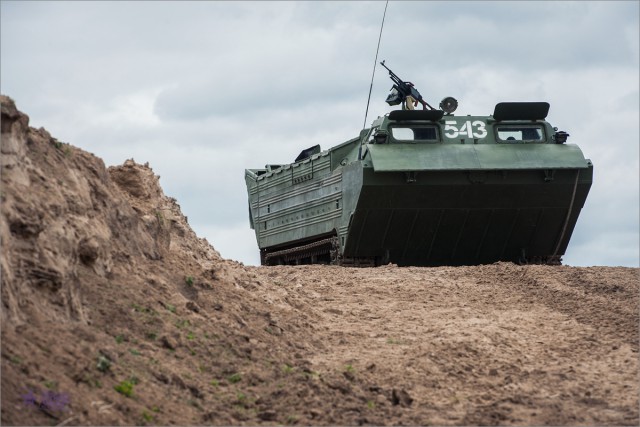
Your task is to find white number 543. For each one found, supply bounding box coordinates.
[444,120,487,139]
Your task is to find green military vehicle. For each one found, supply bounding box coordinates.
[244,63,593,266]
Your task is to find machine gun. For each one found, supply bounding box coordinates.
[380,60,435,110]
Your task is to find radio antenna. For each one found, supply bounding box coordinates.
[363,0,389,129]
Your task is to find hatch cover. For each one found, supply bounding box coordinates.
[493,102,550,121]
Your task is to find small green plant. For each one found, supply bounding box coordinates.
[129,348,141,356]
[185,276,194,286]
[96,355,111,372]
[367,400,375,409]
[186,331,196,340]
[142,410,154,423]
[146,332,158,341]
[165,303,176,314]
[114,380,134,397]
[236,391,247,402]
[228,373,242,384]
[175,319,191,329]
[8,355,22,365]
[343,364,356,381]
[210,379,219,387]
[282,364,294,374]
[115,334,125,344]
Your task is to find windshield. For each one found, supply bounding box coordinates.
[390,126,438,142]
[496,126,544,142]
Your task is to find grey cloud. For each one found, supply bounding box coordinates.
[379,1,638,70]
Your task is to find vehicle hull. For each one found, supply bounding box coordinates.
[342,165,592,266]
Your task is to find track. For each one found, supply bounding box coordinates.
[262,236,377,266]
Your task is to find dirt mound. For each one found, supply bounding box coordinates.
[1,95,638,426]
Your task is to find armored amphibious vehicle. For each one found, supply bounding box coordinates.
[245,64,592,266]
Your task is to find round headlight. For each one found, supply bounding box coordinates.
[439,97,458,114]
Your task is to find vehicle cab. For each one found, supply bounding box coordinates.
[362,102,567,149]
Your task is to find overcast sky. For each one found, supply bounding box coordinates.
[2,1,638,267]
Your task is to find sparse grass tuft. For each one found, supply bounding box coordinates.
[114,380,134,397]
[141,410,155,424]
[343,364,356,381]
[185,276,194,286]
[228,373,242,384]
[96,355,111,372]
[175,319,191,329]
[282,364,294,374]
[8,355,22,365]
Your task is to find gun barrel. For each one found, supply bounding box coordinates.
[380,61,398,78]
[380,60,434,110]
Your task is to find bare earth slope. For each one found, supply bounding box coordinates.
[1,95,638,426]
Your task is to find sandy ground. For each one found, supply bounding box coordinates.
[245,263,639,425]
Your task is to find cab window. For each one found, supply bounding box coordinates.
[390,126,438,142]
[496,126,544,142]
